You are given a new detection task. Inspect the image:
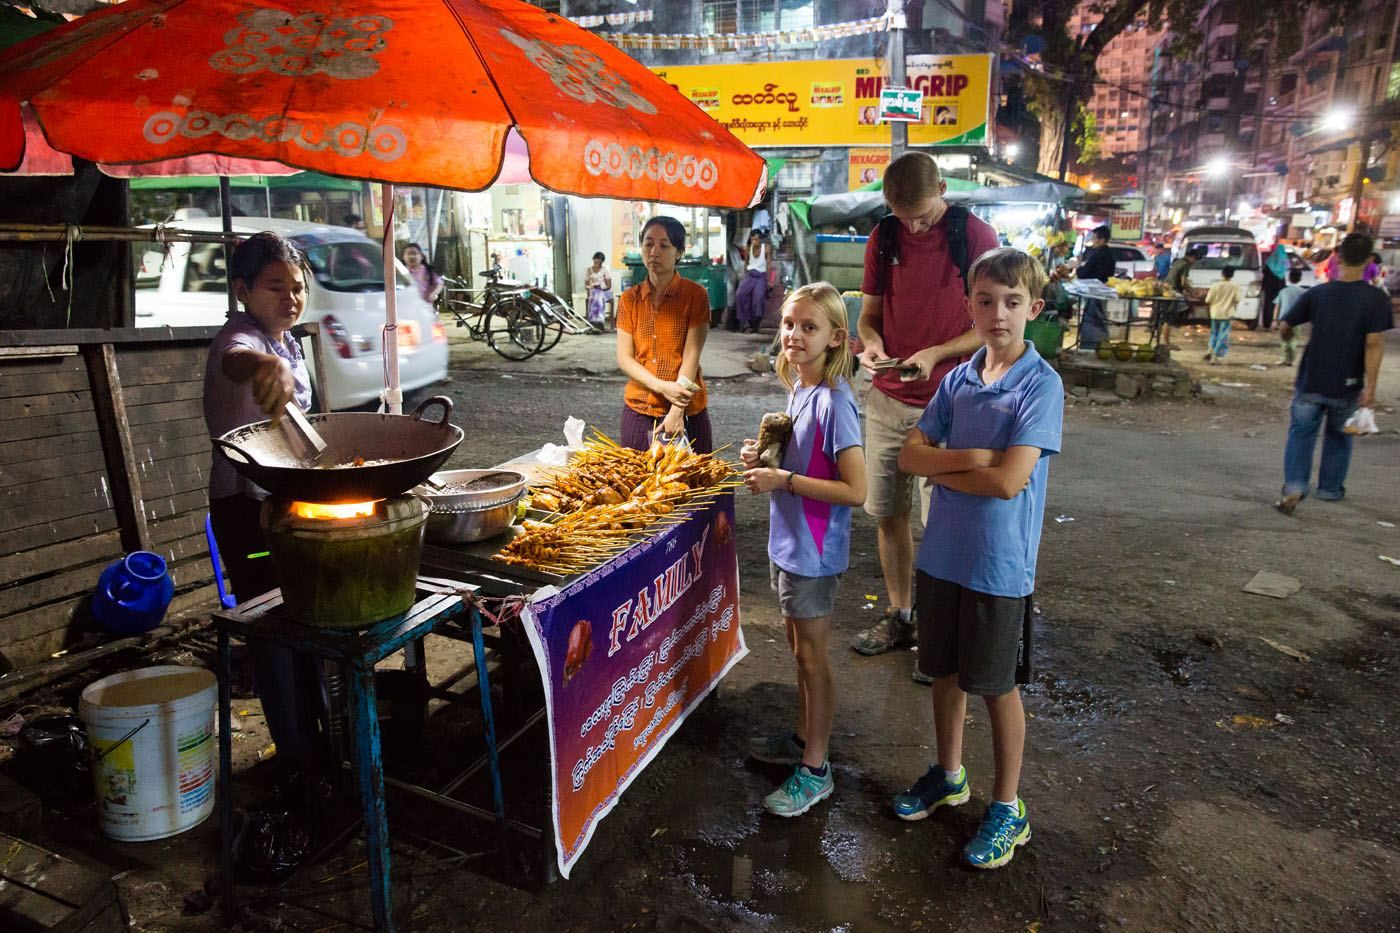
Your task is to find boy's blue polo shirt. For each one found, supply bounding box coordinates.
[915,342,1063,598]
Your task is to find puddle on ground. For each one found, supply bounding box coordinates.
[1151,647,1197,687]
[1024,672,1127,723]
[674,787,900,930]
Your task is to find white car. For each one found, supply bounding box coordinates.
[134,217,448,410]
[1108,242,1155,279]
[1176,226,1263,326]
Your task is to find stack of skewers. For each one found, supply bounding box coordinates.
[497,433,741,575]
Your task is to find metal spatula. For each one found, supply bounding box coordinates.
[279,402,328,463]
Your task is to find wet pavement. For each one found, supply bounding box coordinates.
[14,323,1399,931]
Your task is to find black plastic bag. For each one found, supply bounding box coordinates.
[17,714,92,805]
[232,773,331,883]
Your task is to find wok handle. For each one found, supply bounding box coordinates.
[410,395,454,426]
[211,437,261,466]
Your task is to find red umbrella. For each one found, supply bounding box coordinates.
[0,0,766,408]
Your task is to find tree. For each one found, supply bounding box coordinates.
[1008,0,1361,179]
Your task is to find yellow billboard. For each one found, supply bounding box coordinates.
[651,55,993,149]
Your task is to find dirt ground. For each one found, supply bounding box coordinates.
[3,322,1397,932]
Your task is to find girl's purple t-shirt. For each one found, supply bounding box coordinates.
[768,378,863,578]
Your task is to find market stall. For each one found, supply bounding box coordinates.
[417,436,747,880]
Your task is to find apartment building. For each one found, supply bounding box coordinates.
[1145,0,1400,240]
[1068,7,1165,163]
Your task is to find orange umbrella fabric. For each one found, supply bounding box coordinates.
[0,0,766,208]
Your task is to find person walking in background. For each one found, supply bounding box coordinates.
[1261,243,1289,329]
[1276,232,1391,515]
[615,216,713,452]
[1152,242,1173,280]
[740,282,866,818]
[736,229,773,334]
[849,151,998,661]
[584,251,614,331]
[402,242,443,304]
[1074,225,1116,350]
[1204,266,1240,363]
[1273,269,1307,365]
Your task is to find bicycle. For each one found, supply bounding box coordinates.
[436,270,548,360]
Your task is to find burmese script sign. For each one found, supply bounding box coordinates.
[652,55,993,147]
[521,495,746,878]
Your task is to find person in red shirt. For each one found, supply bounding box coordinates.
[850,152,1000,661]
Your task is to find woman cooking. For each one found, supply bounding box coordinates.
[203,231,324,776]
[615,216,714,453]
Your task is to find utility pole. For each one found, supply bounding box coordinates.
[1346,115,1373,232]
[888,0,907,160]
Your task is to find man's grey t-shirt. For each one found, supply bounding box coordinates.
[1283,281,1392,398]
[203,314,312,500]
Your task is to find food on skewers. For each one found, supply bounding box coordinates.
[498,431,742,574]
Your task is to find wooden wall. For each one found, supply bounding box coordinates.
[0,329,223,668]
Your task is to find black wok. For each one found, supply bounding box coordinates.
[212,396,463,503]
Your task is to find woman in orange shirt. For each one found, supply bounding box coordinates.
[615,216,713,452]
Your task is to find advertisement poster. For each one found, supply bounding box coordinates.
[522,495,746,878]
[848,148,891,189]
[652,55,993,148]
[1110,196,1146,242]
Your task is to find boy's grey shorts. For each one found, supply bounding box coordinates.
[915,571,1033,696]
[769,562,842,619]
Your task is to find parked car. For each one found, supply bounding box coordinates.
[134,216,449,410]
[1175,226,1262,326]
[1282,246,1318,287]
[1108,241,1155,279]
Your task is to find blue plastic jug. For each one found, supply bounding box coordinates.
[92,552,175,635]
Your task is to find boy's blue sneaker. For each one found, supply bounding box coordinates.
[962,799,1031,869]
[747,732,804,766]
[763,763,834,817]
[893,765,970,820]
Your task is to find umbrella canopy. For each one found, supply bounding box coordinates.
[0,0,765,207]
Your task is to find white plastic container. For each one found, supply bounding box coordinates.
[79,665,218,842]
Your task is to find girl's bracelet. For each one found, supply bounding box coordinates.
[785,470,796,493]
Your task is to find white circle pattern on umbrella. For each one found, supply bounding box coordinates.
[210,10,391,79]
[499,29,657,115]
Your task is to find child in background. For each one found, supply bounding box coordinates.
[1204,266,1240,363]
[585,251,614,330]
[741,282,866,817]
[894,247,1062,869]
[1273,268,1306,365]
[203,232,324,774]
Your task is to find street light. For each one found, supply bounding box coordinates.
[1205,154,1232,178]
[1321,107,1354,133]
[1005,143,1020,162]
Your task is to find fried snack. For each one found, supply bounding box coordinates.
[756,412,793,469]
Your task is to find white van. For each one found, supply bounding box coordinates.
[133,217,449,410]
[1176,226,1262,326]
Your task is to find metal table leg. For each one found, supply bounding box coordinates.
[218,622,236,924]
[349,666,394,932]
[467,608,506,831]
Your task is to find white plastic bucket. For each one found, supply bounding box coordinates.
[79,665,218,842]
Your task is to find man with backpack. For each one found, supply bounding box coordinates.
[850,151,1000,661]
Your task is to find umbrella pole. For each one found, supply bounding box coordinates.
[382,184,402,415]
[220,176,236,320]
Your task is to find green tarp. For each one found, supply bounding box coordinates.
[128,172,363,191]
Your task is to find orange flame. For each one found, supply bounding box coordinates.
[291,500,378,520]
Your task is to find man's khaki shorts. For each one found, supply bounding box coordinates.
[862,387,932,524]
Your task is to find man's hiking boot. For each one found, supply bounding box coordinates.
[851,606,916,656]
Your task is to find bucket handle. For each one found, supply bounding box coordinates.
[410,395,453,426]
[92,717,151,764]
[211,437,262,467]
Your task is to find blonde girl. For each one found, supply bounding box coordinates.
[740,282,867,817]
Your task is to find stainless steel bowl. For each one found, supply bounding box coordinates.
[413,468,528,512]
[423,493,523,544]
